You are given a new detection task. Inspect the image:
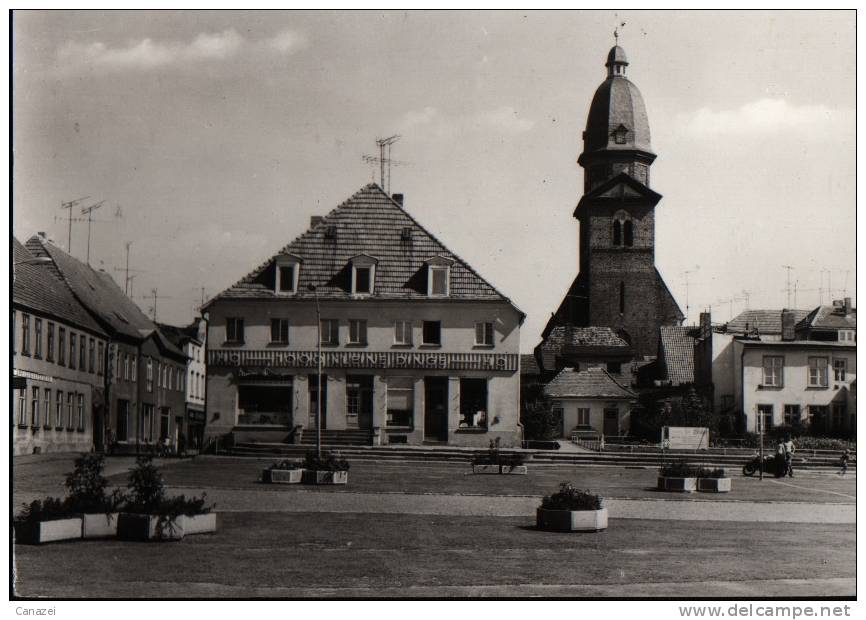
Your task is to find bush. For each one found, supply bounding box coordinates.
[540,483,602,511]
[303,450,350,472]
[268,459,302,471]
[696,467,727,479]
[124,456,212,516]
[64,453,123,514]
[521,383,560,441]
[659,460,703,478]
[472,438,527,467]
[15,497,69,524]
[794,436,856,451]
[158,493,212,517]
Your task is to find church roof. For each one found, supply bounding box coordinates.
[545,366,636,400]
[583,46,653,156]
[205,184,523,316]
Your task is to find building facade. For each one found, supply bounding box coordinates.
[544,366,635,439]
[12,238,109,455]
[541,45,683,361]
[158,318,208,450]
[204,184,524,447]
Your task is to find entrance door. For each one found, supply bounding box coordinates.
[92,405,104,452]
[424,377,449,441]
[603,408,619,436]
[346,376,374,429]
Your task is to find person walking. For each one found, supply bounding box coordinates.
[782,435,796,478]
[839,449,850,476]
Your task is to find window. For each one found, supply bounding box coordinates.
[762,356,784,387]
[46,323,55,362]
[34,318,42,358]
[613,220,622,246]
[430,267,448,296]
[58,328,66,366]
[422,321,441,346]
[78,334,86,370]
[226,318,245,343]
[613,124,628,144]
[97,342,104,375]
[21,313,30,355]
[833,359,847,382]
[55,392,63,428]
[623,220,633,246]
[832,403,846,431]
[31,387,40,427]
[607,361,622,374]
[69,333,77,369]
[168,366,173,391]
[278,265,296,293]
[89,338,95,373]
[784,404,801,426]
[77,394,84,431]
[839,330,855,342]
[394,320,412,346]
[141,404,154,442]
[757,404,774,432]
[808,357,829,387]
[270,318,289,344]
[123,353,130,381]
[66,392,74,430]
[348,319,367,345]
[117,400,130,441]
[160,408,171,440]
[459,378,488,428]
[146,358,153,392]
[577,407,591,427]
[354,267,371,294]
[131,354,136,381]
[43,389,51,428]
[475,321,494,346]
[321,319,339,345]
[17,389,26,426]
[386,377,414,427]
[350,255,377,295]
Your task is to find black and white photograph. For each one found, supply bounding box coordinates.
[8,8,857,605]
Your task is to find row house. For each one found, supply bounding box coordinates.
[25,234,188,453]
[203,184,525,447]
[157,318,208,450]
[12,239,108,455]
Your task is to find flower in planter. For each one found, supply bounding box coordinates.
[472,438,527,467]
[303,450,350,472]
[124,456,213,517]
[696,467,727,479]
[658,460,703,478]
[540,483,603,511]
[15,497,69,525]
[268,459,303,471]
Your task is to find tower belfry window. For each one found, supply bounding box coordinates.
[613,124,628,145]
[623,220,633,246]
[612,220,622,246]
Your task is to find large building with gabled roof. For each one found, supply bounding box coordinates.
[203,183,525,447]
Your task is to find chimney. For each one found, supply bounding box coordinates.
[391,193,404,207]
[781,309,796,341]
[310,216,324,229]
[699,311,711,339]
[844,297,852,315]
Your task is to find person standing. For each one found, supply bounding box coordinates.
[839,449,850,476]
[782,435,796,478]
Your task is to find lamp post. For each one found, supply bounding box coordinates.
[307,284,322,458]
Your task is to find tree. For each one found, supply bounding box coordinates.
[520,382,560,441]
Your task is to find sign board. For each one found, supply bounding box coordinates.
[661,426,709,450]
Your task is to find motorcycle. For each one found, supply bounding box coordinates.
[742,453,786,477]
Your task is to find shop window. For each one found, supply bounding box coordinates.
[422,321,441,346]
[475,322,494,346]
[321,319,339,345]
[270,318,289,344]
[141,404,154,442]
[238,383,292,426]
[117,400,130,441]
[226,318,245,344]
[386,377,414,428]
[348,319,368,345]
[16,389,26,426]
[43,389,51,428]
[31,387,40,428]
[394,320,412,345]
[345,376,373,429]
[308,374,328,428]
[459,378,488,428]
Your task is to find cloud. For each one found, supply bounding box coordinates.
[679,98,853,138]
[55,27,307,73]
[399,105,534,138]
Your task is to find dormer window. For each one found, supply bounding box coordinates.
[349,254,378,296]
[275,254,302,295]
[425,256,454,297]
[612,124,629,145]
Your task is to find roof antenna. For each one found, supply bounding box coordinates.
[362,135,408,194]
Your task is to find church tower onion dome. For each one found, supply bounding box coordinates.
[580,45,654,161]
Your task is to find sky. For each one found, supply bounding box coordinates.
[12,10,855,352]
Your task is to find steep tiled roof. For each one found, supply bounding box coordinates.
[25,236,184,358]
[795,305,856,331]
[535,325,632,372]
[206,184,521,316]
[659,326,695,386]
[156,322,201,348]
[13,238,106,336]
[726,309,811,335]
[520,354,541,376]
[544,366,635,399]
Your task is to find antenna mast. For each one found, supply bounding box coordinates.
[81,200,106,265]
[362,135,404,194]
[782,265,794,308]
[60,196,90,254]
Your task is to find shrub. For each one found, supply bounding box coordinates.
[696,467,727,479]
[65,453,124,514]
[268,459,302,471]
[158,493,212,517]
[521,383,560,441]
[303,450,350,472]
[125,456,166,513]
[472,438,527,466]
[15,497,69,524]
[659,460,703,478]
[540,483,602,511]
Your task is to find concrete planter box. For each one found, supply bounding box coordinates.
[262,468,303,484]
[117,513,185,541]
[500,465,528,475]
[536,507,608,532]
[184,513,217,535]
[472,464,528,475]
[657,477,697,492]
[82,513,119,539]
[301,470,348,485]
[472,464,501,474]
[697,477,732,493]
[15,517,83,545]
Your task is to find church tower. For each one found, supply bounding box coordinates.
[541,45,683,360]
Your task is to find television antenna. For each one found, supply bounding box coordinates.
[60,196,90,253]
[362,135,408,195]
[81,200,106,265]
